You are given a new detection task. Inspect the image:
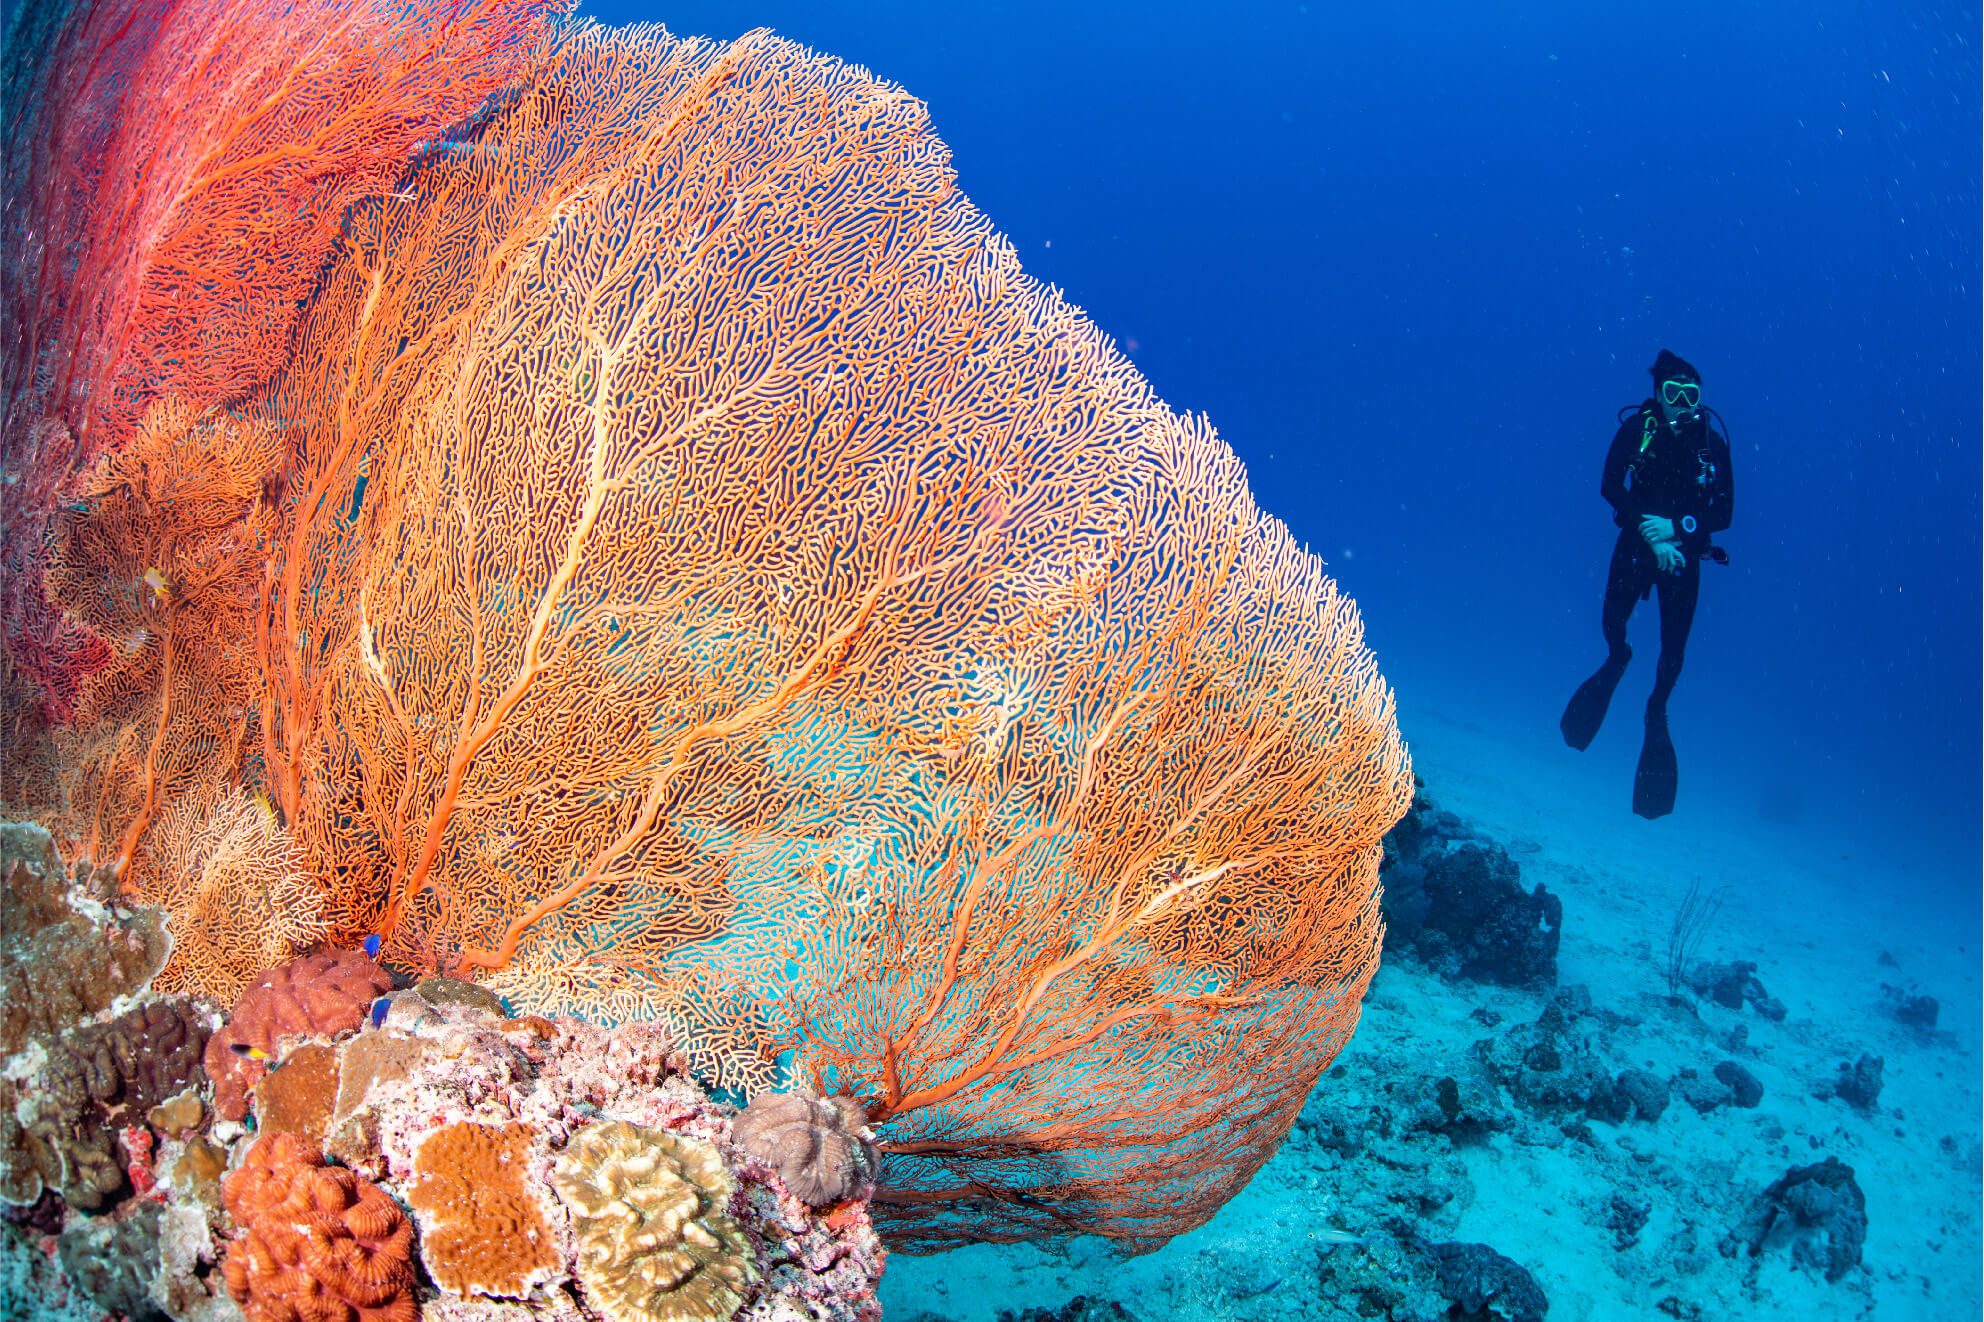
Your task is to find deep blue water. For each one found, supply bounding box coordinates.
[607,2,1981,910]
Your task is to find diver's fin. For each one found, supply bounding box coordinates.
[1633,706,1678,819]
[1560,650,1631,751]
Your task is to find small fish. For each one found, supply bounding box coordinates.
[140,566,170,604]
[1315,1227,1365,1248]
[368,995,391,1029]
[363,934,382,960]
[227,1042,273,1062]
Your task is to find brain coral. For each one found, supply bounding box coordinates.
[730,1093,877,1208]
[552,1120,757,1322]
[220,1131,416,1322]
[17,997,211,1209]
[203,949,391,1121]
[405,1121,560,1299]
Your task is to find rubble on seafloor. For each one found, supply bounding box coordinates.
[0,821,886,1322]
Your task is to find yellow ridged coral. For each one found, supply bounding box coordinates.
[551,1120,756,1322]
[406,1121,559,1299]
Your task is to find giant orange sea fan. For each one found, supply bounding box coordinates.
[239,20,1411,1249]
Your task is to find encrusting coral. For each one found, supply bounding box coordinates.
[553,1120,758,1322]
[220,1131,417,1322]
[310,983,883,1319]
[730,1094,878,1208]
[0,867,887,1320]
[405,1121,560,1299]
[251,1042,343,1148]
[55,1200,169,1321]
[203,948,392,1120]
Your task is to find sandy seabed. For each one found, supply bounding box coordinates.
[881,701,1983,1322]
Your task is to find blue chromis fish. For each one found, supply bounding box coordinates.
[368,996,391,1028]
[363,934,382,959]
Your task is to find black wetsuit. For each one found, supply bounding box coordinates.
[1561,399,1734,816]
[1595,401,1735,707]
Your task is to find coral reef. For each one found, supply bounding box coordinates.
[1883,984,1939,1030]
[1713,1060,1764,1108]
[1605,1069,1671,1123]
[731,1094,879,1208]
[0,823,177,1209]
[406,1121,560,1299]
[221,1130,418,1322]
[14,0,1410,1251]
[14,997,212,1209]
[1725,1157,1868,1283]
[203,948,392,1120]
[994,1302,1138,1322]
[0,821,168,1058]
[1819,1054,1884,1111]
[56,1201,168,1321]
[1381,790,1561,988]
[1426,1240,1550,1322]
[2,1216,103,1322]
[1305,1227,1552,1322]
[153,1202,238,1322]
[0,830,219,1310]
[317,983,884,1319]
[1683,960,1788,1020]
[554,1120,758,1322]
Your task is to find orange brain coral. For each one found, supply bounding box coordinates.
[221,1131,417,1322]
[18,13,1410,1249]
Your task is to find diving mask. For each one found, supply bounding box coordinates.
[1660,378,1701,428]
[1661,378,1700,408]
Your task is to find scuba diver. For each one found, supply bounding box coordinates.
[1560,349,1734,818]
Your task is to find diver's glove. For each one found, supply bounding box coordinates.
[1652,540,1686,574]
[1639,514,1677,546]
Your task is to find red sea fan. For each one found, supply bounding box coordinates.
[2,0,558,747]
